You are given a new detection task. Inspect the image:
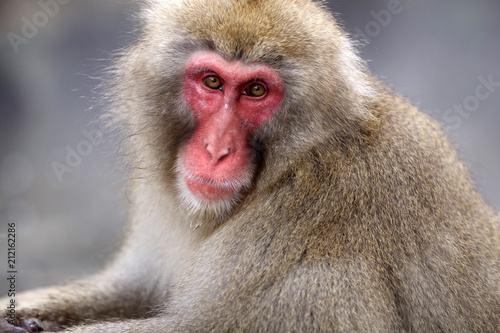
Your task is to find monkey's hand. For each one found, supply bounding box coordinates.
[1,309,60,333]
[0,315,44,333]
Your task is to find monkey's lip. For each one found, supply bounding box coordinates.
[184,172,242,200]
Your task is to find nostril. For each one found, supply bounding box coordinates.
[218,148,230,161]
[205,143,213,159]
[213,147,230,161]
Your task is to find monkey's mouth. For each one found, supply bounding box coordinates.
[184,172,242,201]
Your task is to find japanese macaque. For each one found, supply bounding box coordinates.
[2,0,500,332]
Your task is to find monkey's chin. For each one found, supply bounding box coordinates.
[176,172,247,217]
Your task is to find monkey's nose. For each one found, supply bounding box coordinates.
[205,143,231,162]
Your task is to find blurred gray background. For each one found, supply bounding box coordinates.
[1,0,499,295]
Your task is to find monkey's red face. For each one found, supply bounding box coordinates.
[179,52,284,211]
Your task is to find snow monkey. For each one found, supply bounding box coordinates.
[2,0,500,332]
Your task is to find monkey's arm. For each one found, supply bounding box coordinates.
[0,228,178,333]
[1,268,157,332]
[26,257,400,333]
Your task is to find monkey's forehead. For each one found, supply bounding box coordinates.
[143,0,343,63]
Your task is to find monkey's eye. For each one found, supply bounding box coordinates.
[244,83,266,97]
[204,76,223,90]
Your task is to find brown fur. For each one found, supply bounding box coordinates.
[2,0,500,332]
